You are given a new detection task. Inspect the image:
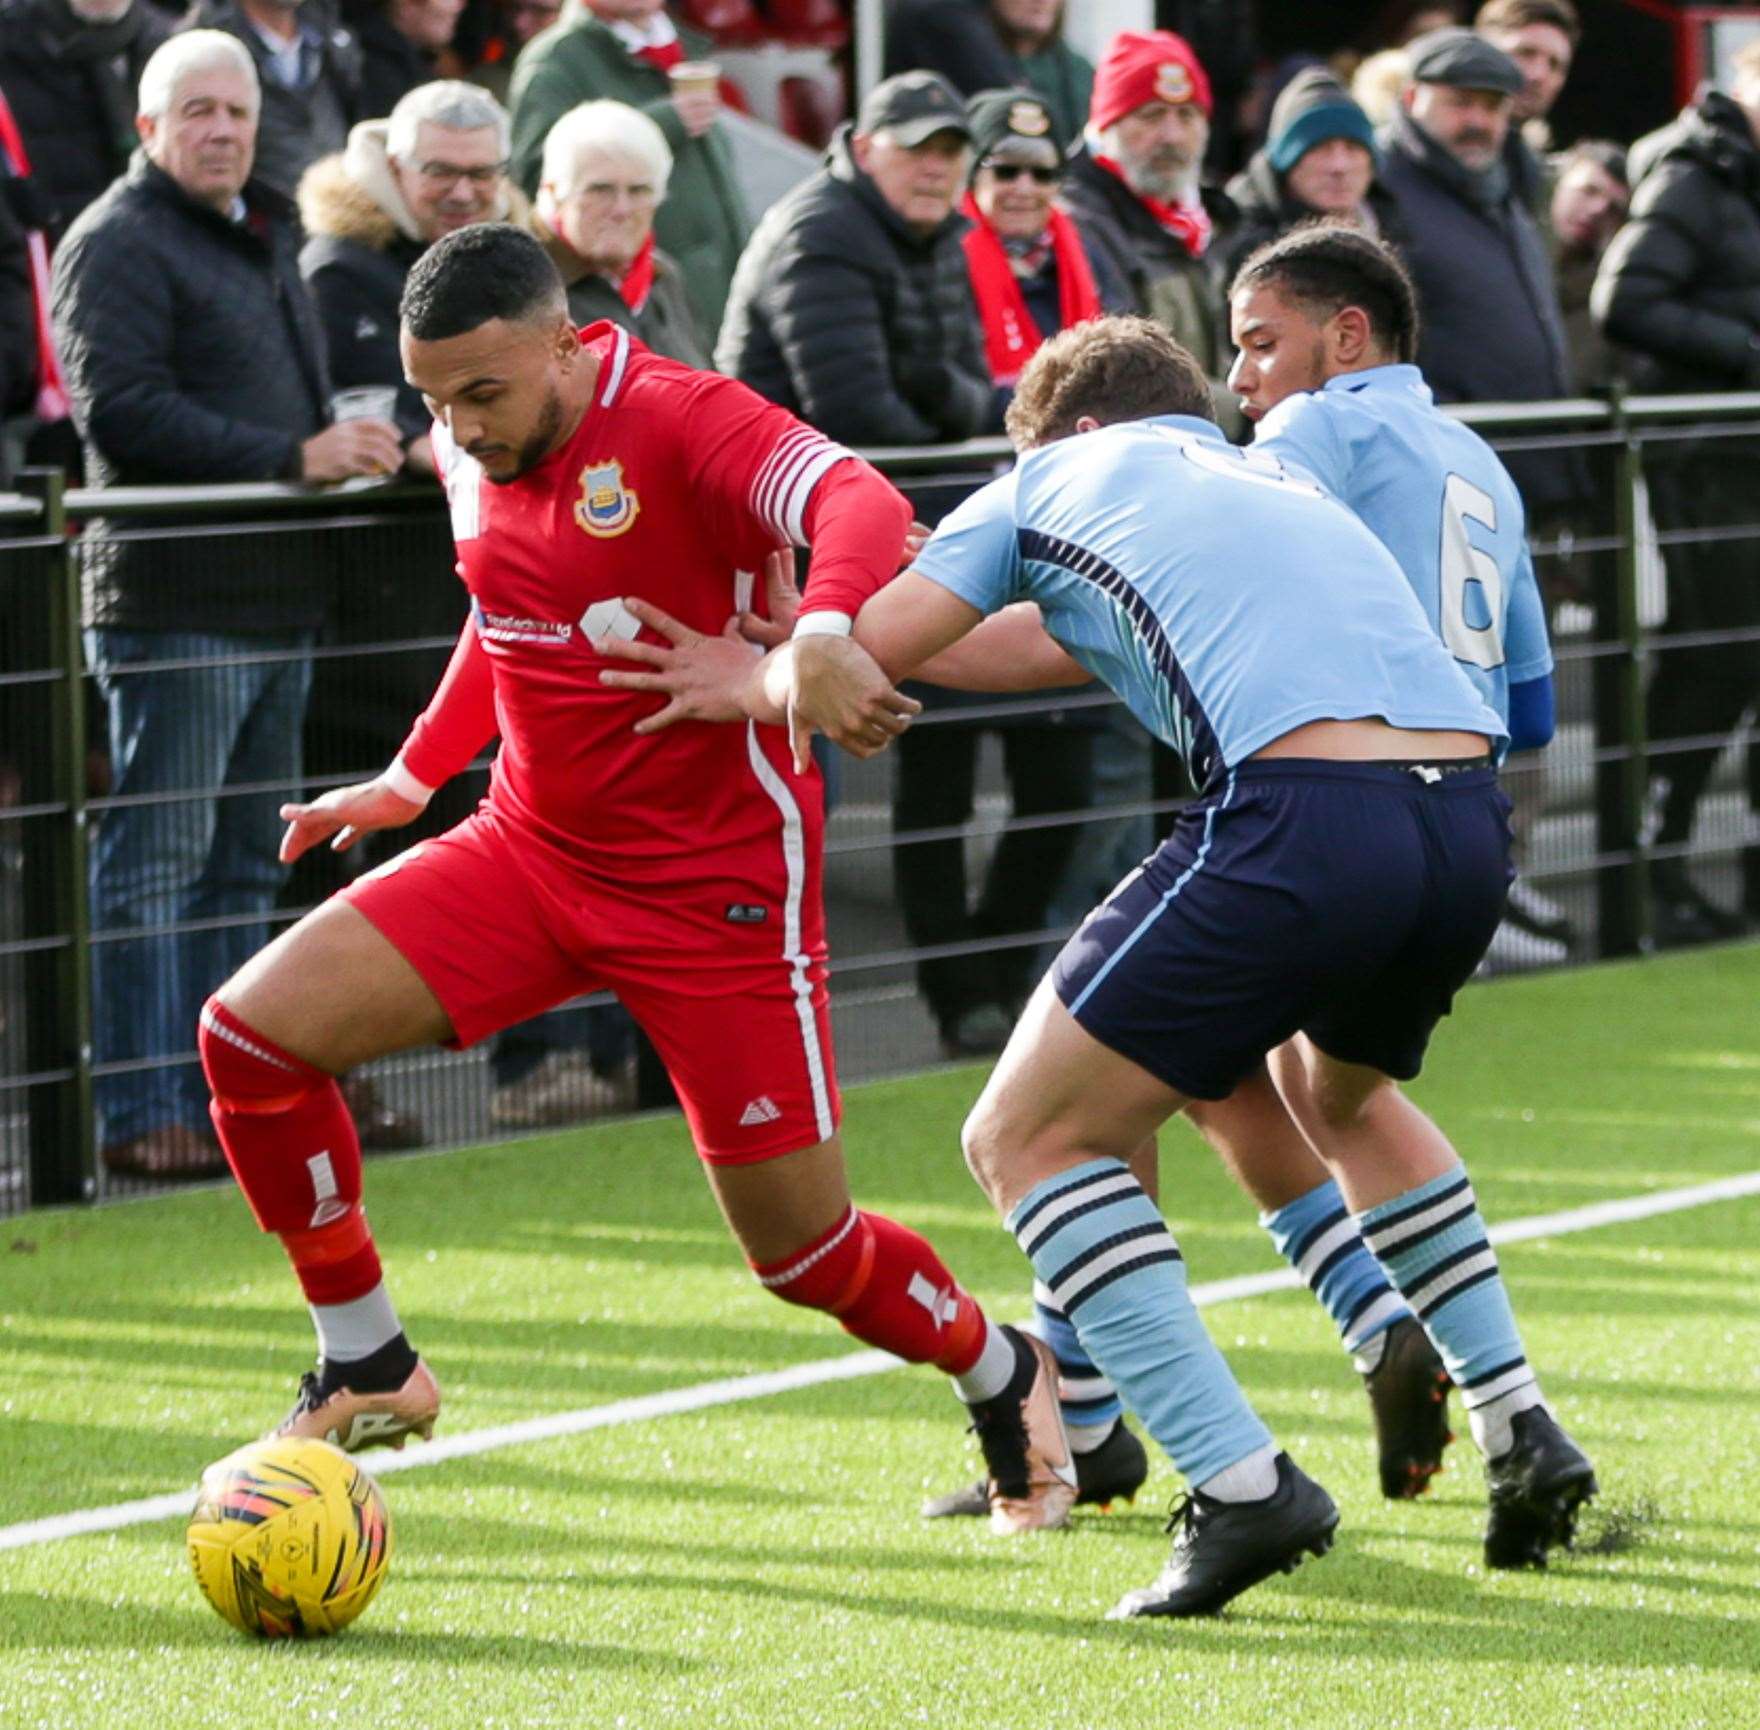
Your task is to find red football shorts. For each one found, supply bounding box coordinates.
[338,804,840,1164]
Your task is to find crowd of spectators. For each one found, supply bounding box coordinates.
[4,0,1760,1174]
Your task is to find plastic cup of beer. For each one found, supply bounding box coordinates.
[669,60,721,100]
[331,385,399,424]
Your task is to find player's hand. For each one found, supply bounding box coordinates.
[902,520,931,568]
[301,419,404,483]
[278,778,425,864]
[737,548,800,650]
[670,87,719,137]
[787,635,920,772]
[594,597,762,731]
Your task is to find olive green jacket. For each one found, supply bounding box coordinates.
[509,15,752,340]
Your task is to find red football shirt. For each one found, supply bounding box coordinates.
[396,324,910,882]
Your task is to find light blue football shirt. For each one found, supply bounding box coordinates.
[911,413,1506,791]
[1251,364,1553,725]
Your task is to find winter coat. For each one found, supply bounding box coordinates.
[883,0,1094,147]
[1057,146,1238,429]
[1215,147,1404,286]
[343,0,437,121]
[537,229,708,369]
[1591,90,1760,396]
[1378,106,1578,509]
[0,177,33,418]
[508,13,750,340]
[51,153,331,631]
[0,0,172,238]
[185,0,363,203]
[714,125,996,447]
[297,123,534,444]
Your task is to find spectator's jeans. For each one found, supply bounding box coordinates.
[85,627,314,1149]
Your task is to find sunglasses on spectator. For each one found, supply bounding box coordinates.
[983,162,1060,184]
[416,160,509,186]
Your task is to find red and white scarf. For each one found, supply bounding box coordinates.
[960,193,1103,387]
[0,90,69,422]
[1092,153,1211,259]
[608,14,684,72]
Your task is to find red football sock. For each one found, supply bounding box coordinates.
[753,1207,986,1375]
[199,998,382,1307]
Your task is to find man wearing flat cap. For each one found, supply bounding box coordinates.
[1218,66,1401,280]
[1379,27,1575,511]
[716,68,995,447]
[1058,29,1237,416]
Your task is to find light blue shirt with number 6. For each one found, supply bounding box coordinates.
[1251,363,1553,731]
[911,413,1507,792]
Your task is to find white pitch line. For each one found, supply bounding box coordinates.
[4,1167,1758,1554]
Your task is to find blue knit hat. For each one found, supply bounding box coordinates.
[1266,68,1376,176]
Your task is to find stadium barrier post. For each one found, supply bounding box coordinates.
[16,466,95,1202]
[1601,398,1651,957]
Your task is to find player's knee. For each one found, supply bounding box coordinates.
[199,995,321,1110]
[959,1106,1009,1206]
[1307,1060,1390,1134]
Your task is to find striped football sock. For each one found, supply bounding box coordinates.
[1030,1281,1123,1449]
[1260,1178,1411,1371]
[1357,1165,1545,1459]
[1008,1159,1273,1489]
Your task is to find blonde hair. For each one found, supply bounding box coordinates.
[1351,48,1411,127]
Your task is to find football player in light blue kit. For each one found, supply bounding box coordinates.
[919,228,1569,1530]
[733,315,1593,1620]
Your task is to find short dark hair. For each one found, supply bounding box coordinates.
[399,222,566,341]
[1556,137,1627,188]
[1474,0,1580,47]
[1006,316,1213,448]
[1231,221,1422,365]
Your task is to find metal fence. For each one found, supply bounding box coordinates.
[3,396,1758,1216]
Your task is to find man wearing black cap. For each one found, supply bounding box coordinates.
[1218,67,1399,281]
[716,68,995,448]
[1379,28,1574,508]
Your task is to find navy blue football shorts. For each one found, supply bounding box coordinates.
[1050,758,1512,1100]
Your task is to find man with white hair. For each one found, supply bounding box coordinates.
[534,98,705,365]
[0,0,173,238]
[299,79,521,465]
[184,0,363,200]
[51,30,401,1181]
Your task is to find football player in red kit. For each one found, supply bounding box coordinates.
[196,224,1074,1533]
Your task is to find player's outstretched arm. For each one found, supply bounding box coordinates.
[909,603,1092,692]
[278,779,428,865]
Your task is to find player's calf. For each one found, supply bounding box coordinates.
[752,1206,1076,1532]
[200,997,434,1448]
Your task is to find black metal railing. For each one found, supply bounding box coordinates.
[3,393,1757,1214]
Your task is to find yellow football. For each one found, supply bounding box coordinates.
[186,1436,392,1638]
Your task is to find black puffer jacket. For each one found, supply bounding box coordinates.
[51,154,331,630]
[1591,91,1760,394]
[0,0,172,238]
[715,126,996,445]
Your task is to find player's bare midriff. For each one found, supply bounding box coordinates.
[1253,717,1491,763]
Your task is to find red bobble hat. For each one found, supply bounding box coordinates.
[1088,30,1213,133]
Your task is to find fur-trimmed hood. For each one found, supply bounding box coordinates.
[297,120,530,251]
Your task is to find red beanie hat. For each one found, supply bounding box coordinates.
[1088,30,1213,133]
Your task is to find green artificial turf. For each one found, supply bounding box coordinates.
[1,945,1757,1729]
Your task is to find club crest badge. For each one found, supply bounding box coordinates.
[1008,100,1051,137]
[1155,61,1194,104]
[575,459,640,538]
